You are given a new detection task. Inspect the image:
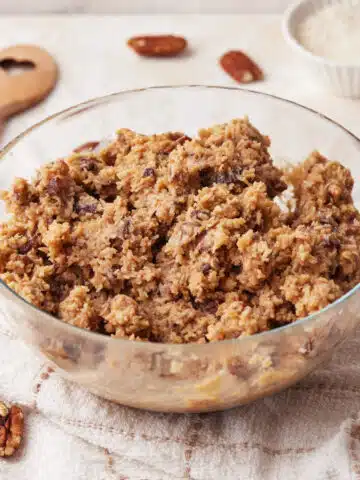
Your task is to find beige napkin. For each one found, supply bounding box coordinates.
[0,310,360,480]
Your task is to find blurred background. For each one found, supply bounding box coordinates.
[0,1,292,14]
[0,0,359,147]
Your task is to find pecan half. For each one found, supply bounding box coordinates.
[0,402,24,457]
[127,35,187,57]
[220,50,263,84]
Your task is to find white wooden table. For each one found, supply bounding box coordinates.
[0,14,359,145]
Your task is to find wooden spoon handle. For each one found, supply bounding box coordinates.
[0,45,58,122]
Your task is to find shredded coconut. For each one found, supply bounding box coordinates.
[297,2,360,64]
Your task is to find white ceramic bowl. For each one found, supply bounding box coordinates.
[283,0,360,98]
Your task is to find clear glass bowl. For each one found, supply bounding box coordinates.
[1,85,360,413]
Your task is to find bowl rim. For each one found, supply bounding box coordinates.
[1,83,360,350]
[282,0,360,69]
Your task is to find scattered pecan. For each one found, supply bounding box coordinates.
[73,141,99,153]
[0,402,24,457]
[127,35,187,57]
[220,50,263,84]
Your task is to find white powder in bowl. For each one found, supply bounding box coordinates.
[297,2,360,64]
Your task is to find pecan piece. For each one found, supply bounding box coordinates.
[127,35,187,57]
[73,141,99,153]
[162,135,191,154]
[0,402,24,457]
[47,176,71,199]
[220,50,263,84]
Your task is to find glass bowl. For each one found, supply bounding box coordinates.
[1,85,360,413]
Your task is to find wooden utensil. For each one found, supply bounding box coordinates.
[0,45,58,137]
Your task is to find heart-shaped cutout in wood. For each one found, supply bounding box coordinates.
[0,45,58,136]
[0,58,35,76]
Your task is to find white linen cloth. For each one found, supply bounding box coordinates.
[1,311,360,480]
